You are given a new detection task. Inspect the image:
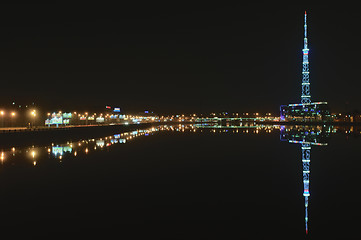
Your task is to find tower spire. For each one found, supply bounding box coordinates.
[301,11,311,104]
[304,11,308,46]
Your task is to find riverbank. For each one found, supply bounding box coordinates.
[257,121,361,126]
[0,123,148,133]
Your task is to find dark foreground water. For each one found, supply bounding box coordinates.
[0,124,360,239]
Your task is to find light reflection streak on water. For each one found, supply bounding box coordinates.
[0,123,359,235]
[0,124,358,167]
[0,124,359,167]
[0,127,160,166]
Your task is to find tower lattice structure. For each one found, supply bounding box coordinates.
[301,11,311,104]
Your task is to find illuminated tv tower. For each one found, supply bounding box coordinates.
[301,11,311,104]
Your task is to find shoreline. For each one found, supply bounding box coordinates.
[1,120,360,134]
[257,121,361,126]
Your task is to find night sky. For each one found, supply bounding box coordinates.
[0,3,360,114]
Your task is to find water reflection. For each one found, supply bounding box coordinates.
[281,125,330,235]
[197,123,360,236]
[1,124,359,167]
[0,123,360,236]
[0,127,160,166]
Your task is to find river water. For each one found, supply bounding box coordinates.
[0,124,360,239]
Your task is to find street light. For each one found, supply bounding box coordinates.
[11,112,16,127]
[85,112,88,125]
[30,110,36,128]
[0,111,4,128]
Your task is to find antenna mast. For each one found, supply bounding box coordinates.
[301,11,311,104]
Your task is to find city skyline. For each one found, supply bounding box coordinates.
[0,3,360,114]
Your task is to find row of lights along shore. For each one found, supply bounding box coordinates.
[0,110,17,117]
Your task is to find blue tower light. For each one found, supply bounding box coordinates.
[301,141,311,234]
[301,11,311,104]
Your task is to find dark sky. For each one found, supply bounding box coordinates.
[0,3,360,114]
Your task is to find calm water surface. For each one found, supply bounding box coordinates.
[0,124,360,239]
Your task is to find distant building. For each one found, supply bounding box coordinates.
[280,102,332,122]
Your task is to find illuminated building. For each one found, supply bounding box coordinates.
[280,102,331,122]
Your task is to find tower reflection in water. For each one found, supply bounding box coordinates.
[1,123,359,235]
[280,125,330,235]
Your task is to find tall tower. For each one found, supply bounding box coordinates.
[301,11,311,104]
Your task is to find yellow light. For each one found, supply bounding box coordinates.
[11,112,16,117]
[0,111,4,115]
